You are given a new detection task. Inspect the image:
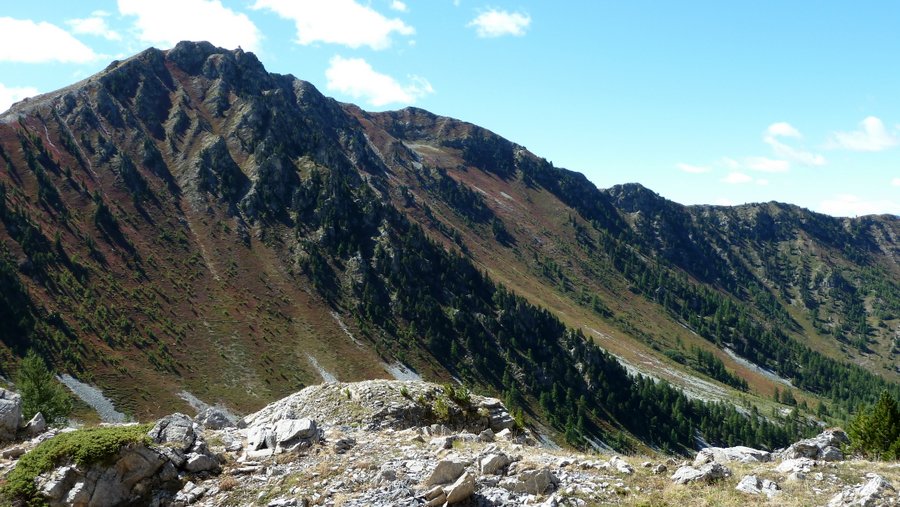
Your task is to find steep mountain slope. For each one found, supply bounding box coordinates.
[0,42,897,451]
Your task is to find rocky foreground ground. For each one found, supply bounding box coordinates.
[1,380,899,506]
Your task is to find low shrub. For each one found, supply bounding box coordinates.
[1,424,152,504]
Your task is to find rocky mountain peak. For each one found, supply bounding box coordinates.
[604,183,669,215]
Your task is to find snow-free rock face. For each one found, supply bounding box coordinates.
[736,474,781,498]
[9,417,220,506]
[0,388,22,441]
[23,412,47,436]
[2,384,897,507]
[828,474,898,507]
[31,432,218,507]
[671,463,732,485]
[195,407,237,430]
[241,380,515,434]
[693,445,772,466]
[780,428,850,461]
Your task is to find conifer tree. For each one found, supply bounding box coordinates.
[15,351,72,424]
[848,390,900,460]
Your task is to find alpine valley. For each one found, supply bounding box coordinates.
[0,42,898,458]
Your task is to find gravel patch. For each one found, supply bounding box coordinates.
[383,362,422,381]
[57,374,127,423]
[306,354,338,383]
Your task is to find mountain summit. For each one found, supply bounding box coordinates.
[0,42,897,453]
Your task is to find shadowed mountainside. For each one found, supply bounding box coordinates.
[0,41,897,452]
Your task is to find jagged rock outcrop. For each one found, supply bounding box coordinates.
[693,445,772,466]
[828,474,898,507]
[23,413,46,437]
[0,388,22,441]
[240,380,515,434]
[7,415,220,506]
[779,428,850,461]
[671,463,732,485]
[736,475,781,498]
[2,383,898,507]
[194,408,237,430]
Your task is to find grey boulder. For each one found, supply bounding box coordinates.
[0,388,22,440]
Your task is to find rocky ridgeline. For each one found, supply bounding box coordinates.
[1,381,899,506]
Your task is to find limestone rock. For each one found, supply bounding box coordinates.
[480,453,512,475]
[148,413,196,451]
[430,435,456,449]
[445,471,476,504]
[426,459,467,486]
[820,445,844,462]
[1,445,26,459]
[671,463,732,485]
[424,489,447,507]
[609,456,634,475]
[273,418,317,445]
[24,412,47,436]
[736,475,780,498]
[827,474,898,507]
[246,425,276,451]
[479,397,515,432]
[0,388,22,440]
[775,457,815,475]
[502,468,559,494]
[196,407,237,430]
[37,465,78,502]
[334,437,356,453]
[69,444,166,507]
[184,452,219,473]
[693,445,771,466]
[780,428,849,461]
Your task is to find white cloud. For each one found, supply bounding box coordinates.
[468,9,531,38]
[325,56,433,107]
[0,17,98,63]
[722,172,753,184]
[0,83,39,113]
[892,177,900,187]
[766,122,801,138]
[756,178,769,186]
[743,157,790,173]
[253,0,413,50]
[390,1,408,12]
[118,0,261,52]
[675,162,710,174]
[827,116,898,152]
[67,11,121,40]
[763,122,826,166]
[818,194,900,217]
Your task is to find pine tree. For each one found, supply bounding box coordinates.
[14,351,72,424]
[848,390,900,460]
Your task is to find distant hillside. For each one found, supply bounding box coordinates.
[0,41,897,452]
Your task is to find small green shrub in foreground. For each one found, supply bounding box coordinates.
[0,424,152,505]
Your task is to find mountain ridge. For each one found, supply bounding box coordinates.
[0,41,897,453]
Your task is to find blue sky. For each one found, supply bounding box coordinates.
[1,1,898,216]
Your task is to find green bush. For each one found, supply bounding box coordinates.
[433,397,450,422]
[443,383,471,407]
[0,424,152,504]
[847,390,900,460]
[15,351,72,424]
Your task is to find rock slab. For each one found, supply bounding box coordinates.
[0,388,22,440]
[671,463,732,485]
